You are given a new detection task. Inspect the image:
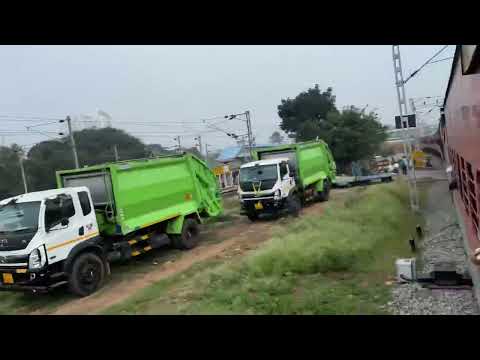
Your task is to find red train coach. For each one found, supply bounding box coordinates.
[442,45,480,278]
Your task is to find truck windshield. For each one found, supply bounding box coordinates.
[0,201,41,233]
[240,165,278,182]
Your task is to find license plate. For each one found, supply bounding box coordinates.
[254,202,263,210]
[2,273,13,284]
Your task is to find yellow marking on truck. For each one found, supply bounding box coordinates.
[143,246,152,251]
[128,239,137,245]
[131,251,141,256]
[140,214,181,229]
[15,269,27,274]
[47,232,99,251]
[2,273,13,284]
[140,234,149,240]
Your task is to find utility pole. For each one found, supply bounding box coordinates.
[245,110,254,160]
[392,45,419,211]
[66,116,80,169]
[17,151,28,193]
[194,135,203,158]
[174,136,181,153]
[113,145,119,161]
[408,98,420,208]
[205,143,210,167]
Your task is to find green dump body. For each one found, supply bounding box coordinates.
[253,140,336,189]
[56,153,223,237]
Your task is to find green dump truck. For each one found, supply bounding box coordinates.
[0,153,222,296]
[238,140,336,220]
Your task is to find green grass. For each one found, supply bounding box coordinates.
[104,179,422,315]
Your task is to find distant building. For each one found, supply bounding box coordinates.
[214,144,271,191]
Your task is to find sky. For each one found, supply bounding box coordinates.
[0,45,455,153]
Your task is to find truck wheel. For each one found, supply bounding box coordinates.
[318,180,331,202]
[247,212,258,222]
[287,194,301,217]
[171,218,200,250]
[68,252,106,297]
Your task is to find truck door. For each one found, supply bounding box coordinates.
[279,161,294,196]
[77,190,99,238]
[43,193,88,263]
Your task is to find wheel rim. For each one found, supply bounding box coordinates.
[185,226,198,246]
[78,259,101,291]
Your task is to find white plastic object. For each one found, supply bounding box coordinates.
[395,258,416,282]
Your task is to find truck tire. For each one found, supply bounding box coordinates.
[171,218,200,250]
[247,212,258,222]
[317,179,331,202]
[287,193,301,217]
[68,252,106,297]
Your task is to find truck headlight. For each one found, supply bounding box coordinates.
[274,190,281,200]
[29,247,46,270]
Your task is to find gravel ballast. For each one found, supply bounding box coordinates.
[387,177,479,315]
[387,225,479,315]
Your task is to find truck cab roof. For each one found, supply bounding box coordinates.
[0,187,89,205]
[240,158,289,169]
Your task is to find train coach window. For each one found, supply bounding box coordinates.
[461,45,480,75]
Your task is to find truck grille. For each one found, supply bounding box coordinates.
[239,180,276,192]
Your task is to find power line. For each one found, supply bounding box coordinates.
[0,115,63,121]
[429,57,454,64]
[0,132,60,135]
[25,120,61,128]
[26,128,64,140]
[403,45,450,85]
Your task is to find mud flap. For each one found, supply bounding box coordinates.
[166,215,185,235]
[315,178,325,192]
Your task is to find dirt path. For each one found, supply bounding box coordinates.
[28,193,333,315]
[35,214,282,315]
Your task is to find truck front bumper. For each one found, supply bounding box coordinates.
[0,267,67,294]
[240,196,285,214]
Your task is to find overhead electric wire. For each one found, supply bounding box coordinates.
[25,120,61,128]
[25,128,63,140]
[403,45,450,84]
[429,57,454,64]
[0,115,63,121]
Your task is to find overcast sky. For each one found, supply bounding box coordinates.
[0,45,455,153]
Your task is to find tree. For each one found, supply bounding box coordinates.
[324,106,388,171]
[146,144,174,157]
[74,127,146,166]
[269,131,285,145]
[0,145,24,199]
[25,140,71,192]
[277,84,337,136]
[24,128,149,193]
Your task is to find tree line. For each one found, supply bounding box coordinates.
[0,127,193,200]
[274,84,388,172]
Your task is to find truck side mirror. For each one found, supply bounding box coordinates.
[61,218,69,227]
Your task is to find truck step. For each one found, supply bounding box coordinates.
[127,232,154,246]
[131,245,154,257]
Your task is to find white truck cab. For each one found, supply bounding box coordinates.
[0,187,106,295]
[238,158,298,220]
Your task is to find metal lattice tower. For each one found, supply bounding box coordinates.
[392,45,419,211]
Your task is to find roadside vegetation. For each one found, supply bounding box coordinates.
[105,179,422,315]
